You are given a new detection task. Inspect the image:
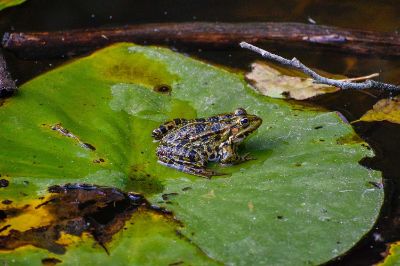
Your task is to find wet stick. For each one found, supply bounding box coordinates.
[3,22,400,58]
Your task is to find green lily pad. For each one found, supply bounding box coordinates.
[0,0,26,11]
[0,43,383,265]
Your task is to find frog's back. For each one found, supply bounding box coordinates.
[152,113,234,141]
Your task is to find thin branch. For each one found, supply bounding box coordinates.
[339,73,379,82]
[240,42,400,91]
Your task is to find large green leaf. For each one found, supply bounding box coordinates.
[0,43,383,265]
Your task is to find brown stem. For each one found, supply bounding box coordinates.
[3,22,400,59]
[0,49,17,98]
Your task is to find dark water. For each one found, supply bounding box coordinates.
[1,1,400,265]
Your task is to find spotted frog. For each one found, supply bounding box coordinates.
[152,108,262,178]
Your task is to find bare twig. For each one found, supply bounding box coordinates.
[240,42,400,91]
[339,73,379,82]
[0,49,17,98]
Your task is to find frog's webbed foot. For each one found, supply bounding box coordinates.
[188,166,225,179]
[219,152,255,167]
[240,153,256,162]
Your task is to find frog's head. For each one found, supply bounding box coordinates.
[230,108,262,143]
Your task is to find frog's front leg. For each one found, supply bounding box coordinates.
[219,138,253,165]
[156,145,219,178]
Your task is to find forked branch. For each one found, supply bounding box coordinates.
[240,41,400,91]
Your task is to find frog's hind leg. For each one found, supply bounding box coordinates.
[151,118,190,140]
[156,147,220,178]
[158,157,218,178]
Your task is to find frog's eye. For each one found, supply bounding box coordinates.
[240,117,249,127]
[234,108,247,116]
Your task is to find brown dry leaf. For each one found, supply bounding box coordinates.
[357,97,400,124]
[245,61,340,100]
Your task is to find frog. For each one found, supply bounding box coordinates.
[151,108,262,178]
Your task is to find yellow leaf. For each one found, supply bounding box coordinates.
[376,241,400,266]
[357,97,400,124]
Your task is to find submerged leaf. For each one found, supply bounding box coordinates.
[0,184,163,253]
[0,43,383,265]
[245,61,339,100]
[357,97,400,124]
[0,184,215,265]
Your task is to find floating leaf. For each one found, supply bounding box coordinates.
[0,43,383,265]
[357,97,400,124]
[0,0,26,11]
[376,241,400,266]
[245,61,340,100]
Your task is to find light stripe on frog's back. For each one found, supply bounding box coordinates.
[203,113,233,123]
[155,113,234,143]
